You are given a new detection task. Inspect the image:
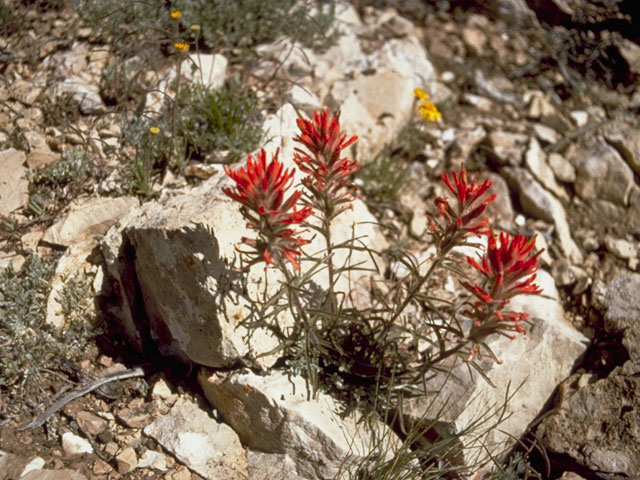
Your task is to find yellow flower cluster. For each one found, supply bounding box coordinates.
[413,88,442,122]
[149,126,160,135]
[174,42,190,52]
[170,10,182,19]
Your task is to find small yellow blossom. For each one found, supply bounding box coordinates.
[413,87,429,101]
[174,42,190,52]
[149,126,160,135]
[190,24,201,31]
[418,102,442,122]
[170,10,182,19]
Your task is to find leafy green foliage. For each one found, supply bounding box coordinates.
[74,0,174,56]
[75,0,338,61]
[175,0,339,55]
[357,149,408,206]
[175,82,264,164]
[0,256,99,389]
[26,148,98,217]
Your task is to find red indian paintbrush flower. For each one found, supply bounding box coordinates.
[429,169,497,251]
[462,230,542,338]
[293,108,359,219]
[223,149,313,270]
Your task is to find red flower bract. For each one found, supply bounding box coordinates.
[223,149,313,270]
[429,169,497,251]
[462,230,542,338]
[293,108,359,218]
[464,230,542,301]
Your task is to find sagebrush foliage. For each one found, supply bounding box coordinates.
[0,256,99,390]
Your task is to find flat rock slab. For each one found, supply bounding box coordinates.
[143,397,248,479]
[402,270,589,469]
[199,369,398,480]
[43,196,138,247]
[0,148,29,216]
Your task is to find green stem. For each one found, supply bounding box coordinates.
[281,266,317,400]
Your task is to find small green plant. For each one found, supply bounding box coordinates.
[26,148,98,217]
[175,0,339,56]
[174,82,264,164]
[122,118,171,198]
[0,256,100,391]
[357,149,409,206]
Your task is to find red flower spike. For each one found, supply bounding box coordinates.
[429,168,496,251]
[293,109,359,216]
[223,149,313,270]
[463,229,542,341]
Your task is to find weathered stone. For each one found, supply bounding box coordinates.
[199,369,397,479]
[604,235,638,260]
[548,152,576,183]
[246,450,299,480]
[51,78,106,114]
[116,447,138,474]
[76,410,107,436]
[182,53,227,89]
[61,431,93,455]
[595,272,640,362]
[26,150,60,169]
[501,167,583,263]
[571,140,634,206]
[448,126,486,163]
[284,85,322,117]
[538,361,640,478]
[20,457,46,477]
[403,270,589,470]
[603,121,640,176]
[0,148,29,216]
[21,469,87,480]
[487,130,528,165]
[143,397,248,479]
[137,449,168,471]
[43,196,138,247]
[461,26,487,56]
[9,79,43,105]
[485,172,514,225]
[93,458,113,475]
[532,123,558,144]
[117,405,152,429]
[525,137,567,200]
[615,38,640,75]
[328,68,414,160]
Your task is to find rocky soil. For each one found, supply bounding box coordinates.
[1,1,640,479]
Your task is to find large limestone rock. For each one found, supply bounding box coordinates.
[538,272,640,478]
[501,167,583,263]
[571,140,635,207]
[144,397,248,479]
[256,2,435,160]
[199,369,398,479]
[0,148,29,216]
[402,270,589,469]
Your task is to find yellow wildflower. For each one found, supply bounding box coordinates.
[170,10,182,19]
[149,126,160,135]
[418,102,442,122]
[413,87,429,101]
[174,42,190,52]
[190,24,201,31]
